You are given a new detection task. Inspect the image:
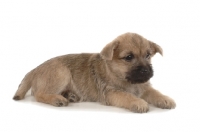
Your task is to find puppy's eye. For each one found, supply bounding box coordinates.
[124,54,134,61]
[146,53,151,59]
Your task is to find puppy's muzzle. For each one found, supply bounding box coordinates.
[137,66,149,74]
[126,65,153,84]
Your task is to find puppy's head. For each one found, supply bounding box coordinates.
[100,33,162,84]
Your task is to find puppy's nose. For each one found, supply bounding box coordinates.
[140,68,148,73]
[137,66,149,73]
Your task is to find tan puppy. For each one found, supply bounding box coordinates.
[13,33,176,113]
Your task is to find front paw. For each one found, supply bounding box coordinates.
[154,96,176,109]
[130,99,149,113]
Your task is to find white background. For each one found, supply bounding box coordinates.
[0,0,200,132]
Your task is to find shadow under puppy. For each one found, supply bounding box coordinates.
[13,32,176,113]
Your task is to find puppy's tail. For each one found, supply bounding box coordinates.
[13,70,34,100]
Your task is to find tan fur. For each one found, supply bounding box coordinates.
[13,32,176,113]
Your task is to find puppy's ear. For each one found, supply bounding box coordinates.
[149,41,163,56]
[100,41,119,60]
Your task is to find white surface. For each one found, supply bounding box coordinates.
[0,0,200,132]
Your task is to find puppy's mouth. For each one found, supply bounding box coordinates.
[126,65,153,84]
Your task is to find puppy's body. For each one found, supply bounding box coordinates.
[13,33,176,113]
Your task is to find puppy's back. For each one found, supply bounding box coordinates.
[13,53,100,101]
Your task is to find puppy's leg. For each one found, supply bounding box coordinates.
[30,60,74,106]
[33,82,70,106]
[105,89,149,113]
[35,93,68,107]
[141,87,176,109]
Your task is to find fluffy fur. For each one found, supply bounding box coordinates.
[13,32,176,113]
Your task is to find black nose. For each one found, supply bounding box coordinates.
[140,68,148,73]
[137,66,149,73]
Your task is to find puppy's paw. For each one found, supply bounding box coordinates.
[130,99,149,113]
[154,96,176,109]
[68,93,79,102]
[51,96,69,107]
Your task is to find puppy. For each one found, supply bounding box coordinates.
[13,32,176,113]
